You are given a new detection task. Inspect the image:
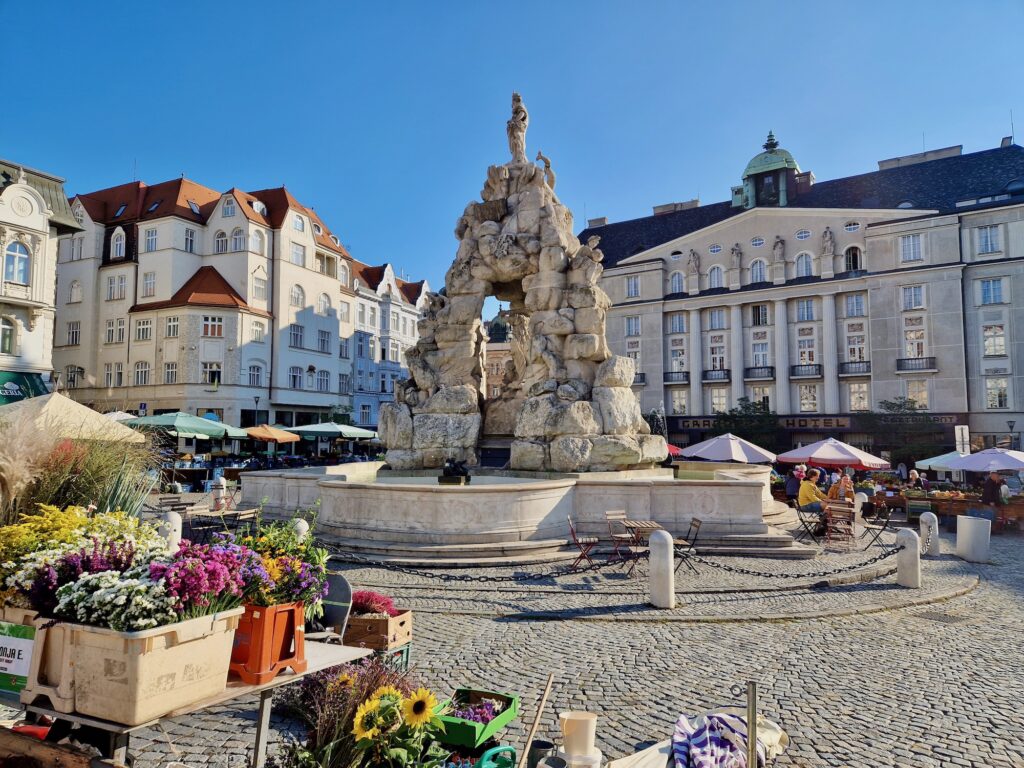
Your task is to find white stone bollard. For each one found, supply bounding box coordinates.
[956,515,991,563]
[160,510,182,551]
[212,475,228,510]
[648,529,675,609]
[896,529,921,588]
[919,512,941,556]
[291,517,310,543]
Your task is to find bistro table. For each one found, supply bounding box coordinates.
[621,520,663,576]
[18,641,371,767]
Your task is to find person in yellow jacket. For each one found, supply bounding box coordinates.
[798,469,829,514]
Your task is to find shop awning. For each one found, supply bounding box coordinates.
[0,372,49,405]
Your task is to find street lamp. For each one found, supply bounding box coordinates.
[1008,420,1017,451]
[254,396,261,425]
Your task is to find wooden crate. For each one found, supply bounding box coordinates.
[343,610,412,650]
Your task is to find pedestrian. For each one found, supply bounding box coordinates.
[784,468,801,503]
[981,471,1006,508]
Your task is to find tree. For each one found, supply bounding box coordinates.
[858,397,946,467]
[712,397,781,453]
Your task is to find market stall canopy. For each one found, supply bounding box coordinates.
[103,410,136,422]
[942,448,1024,473]
[124,411,245,440]
[666,443,683,457]
[284,422,378,439]
[915,451,968,471]
[0,393,144,443]
[678,433,777,464]
[0,371,50,405]
[246,424,300,443]
[776,438,889,470]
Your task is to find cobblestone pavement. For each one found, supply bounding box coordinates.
[118,533,1023,766]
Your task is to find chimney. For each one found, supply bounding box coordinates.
[794,170,815,196]
[652,198,700,216]
[877,145,962,170]
[586,216,608,228]
[1001,136,1013,148]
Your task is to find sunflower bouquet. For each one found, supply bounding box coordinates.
[352,685,449,768]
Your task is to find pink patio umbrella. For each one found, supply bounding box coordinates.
[776,437,889,470]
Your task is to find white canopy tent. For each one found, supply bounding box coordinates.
[678,433,776,464]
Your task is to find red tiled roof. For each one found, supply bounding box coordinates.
[397,279,425,304]
[74,178,221,224]
[351,260,386,290]
[130,265,270,317]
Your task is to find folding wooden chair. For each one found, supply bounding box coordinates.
[794,505,823,544]
[860,502,893,550]
[306,572,353,644]
[673,518,702,574]
[567,515,598,571]
[825,501,856,550]
[604,510,634,563]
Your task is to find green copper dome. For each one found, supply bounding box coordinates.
[742,131,800,179]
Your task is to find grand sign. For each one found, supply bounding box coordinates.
[669,413,967,432]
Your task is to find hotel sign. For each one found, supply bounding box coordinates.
[670,413,967,432]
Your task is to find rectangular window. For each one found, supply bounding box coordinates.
[72,238,83,260]
[103,363,113,387]
[289,324,304,348]
[980,278,1004,305]
[849,381,869,411]
[670,389,687,416]
[142,271,156,297]
[357,304,366,325]
[251,320,265,343]
[165,316,179,337]
[357,336,366,358]
[144,228,157,252]
[751,385,770,408]
[339,301,350,323]
[670,348,686,371]
[904,328,926,358]
[625,316,641,337]
[252,277,267,300]
[338,373,351,394]
[248,365,263,387]
[66,321,80,346]
[709,342,725,370]
[113,362,123,387]
[369,307,377,327]
[369,337,377,360]
[907,380,928,409]
[846,334,866,362]
[978,225,1000,254]
[359,404,371,424]
[902,285,924,310]
[796,299,814,322]
[625,275,640,298]
[290,243,305,266]
[164,362,177,384]
[797,338,816,364]
[798,384,818,412]
[318,329,331,353]
[202,316,224,337]
[985,377,1009,409]
[115,318,125,343]
[390,311,399,330]
[708,309,725,330]
[184,228,195,253]
[669,313,685,334]
[983,324,1006,356]
[317,370,330,392]
[105,320,115,344]
[339,338,350,358]
[845,294,865,317]
[751,304,768,326]
[134,363,150,386]
[710,389,728,413]
[135,318,152,341]
[202,362,222,385]
[106,276,115,301]
[899,234,922,262]
[289,367,303,388]
[752,342,769,366]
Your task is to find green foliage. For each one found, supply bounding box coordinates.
[710,397,781,454]
[858,398,946,468]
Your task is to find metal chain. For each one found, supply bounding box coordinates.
[920,524,934,555]
[682,545,904,580]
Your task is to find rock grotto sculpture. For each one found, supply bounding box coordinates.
[380,93,668,472]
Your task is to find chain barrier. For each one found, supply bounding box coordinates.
[920,525,934,556]
[680,544,904,581]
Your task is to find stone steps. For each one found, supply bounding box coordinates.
[322,535,577,568]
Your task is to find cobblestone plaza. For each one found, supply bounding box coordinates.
[121,531,1023,768]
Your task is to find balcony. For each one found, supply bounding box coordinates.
[663,371,689,384]
[632,372,647,386]
[790,364,823,378]
[702,369,730,382]
[839,361,872,376]
[744,366,775,380]
[896,357,937,372]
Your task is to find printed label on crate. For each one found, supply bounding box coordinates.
[0,621,34,692]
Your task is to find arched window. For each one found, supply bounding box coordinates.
[214,231,228,254]
[4,243,31,284]
[795,253,813,278]
[844,246,863,272]
[68,280,82,304]
[110,233,125,260]
[290,284,305,307]
[250,230,264,255]
[230,228,245,251]
[0,317,14,354]
[708,266,723,289]
[338,263,349,287]
[318,293,331,315]
[750,259,767,284]
[223,197,235,217]
[293,215,305,232]
[134,361,150,386]
[669,272,684,294]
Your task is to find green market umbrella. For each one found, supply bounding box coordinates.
[284,422,377,439]
[124,412,238,439]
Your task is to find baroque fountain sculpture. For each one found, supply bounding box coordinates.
[379,93,668,472]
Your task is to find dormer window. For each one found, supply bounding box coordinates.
[294,215,305,232]
[223,197,236,217]
[147,200,161,213]
[73,206,84,225]
[252,200,268,216]
[330,235,341,246]
[187,200,201,215]
[113,204,127,218]
[111,232,125,259]
[313,223,323,235]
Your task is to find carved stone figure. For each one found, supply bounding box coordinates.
[772,235,785,263]
[507,92,529,164]
[821,226,835,258]
[687,249,700,274]
[730,243,743,268]
[536,150,556,190]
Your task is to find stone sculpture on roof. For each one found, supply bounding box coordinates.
[379,94,667,472]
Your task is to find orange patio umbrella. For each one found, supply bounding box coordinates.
[245,424,301,444]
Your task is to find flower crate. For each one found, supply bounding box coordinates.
[435,688,520,749]
[230,602,307,685]
[20,607,243,726]
[0,606,38,627]
[343,610,412,651]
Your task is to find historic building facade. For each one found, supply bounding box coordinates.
[0,160,80,403]
[584,136,1024,452]
[54,177,426,428]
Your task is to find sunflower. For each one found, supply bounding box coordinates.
[402,688,438,728]
[369,684,404,704]
[352,698,382,742]
[326,672,355,694]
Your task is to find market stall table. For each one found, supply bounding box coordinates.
[19,641,371,768]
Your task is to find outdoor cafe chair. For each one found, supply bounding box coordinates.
[860,502,894,551]
[604,510,634,563]
[307,571,353,644]
[794,504,823,545]
[825,501,856,550]
[673,518,702,574]
[567,515,598,571]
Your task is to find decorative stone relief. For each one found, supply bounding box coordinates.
[381,93,667,472]
[821,226,835,258]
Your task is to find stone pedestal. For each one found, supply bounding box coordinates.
[956,515,991,563]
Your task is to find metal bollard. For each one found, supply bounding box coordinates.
[291,517,310,542]
[160,509,182,551]
[896,529,921,588]
[746,681,758,768]
[648,529,675,608]
[919,511,940,556]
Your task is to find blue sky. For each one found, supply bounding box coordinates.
[3,1,1022,298]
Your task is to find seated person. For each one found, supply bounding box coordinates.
[798,469,829,515]
[828,474,855,502]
